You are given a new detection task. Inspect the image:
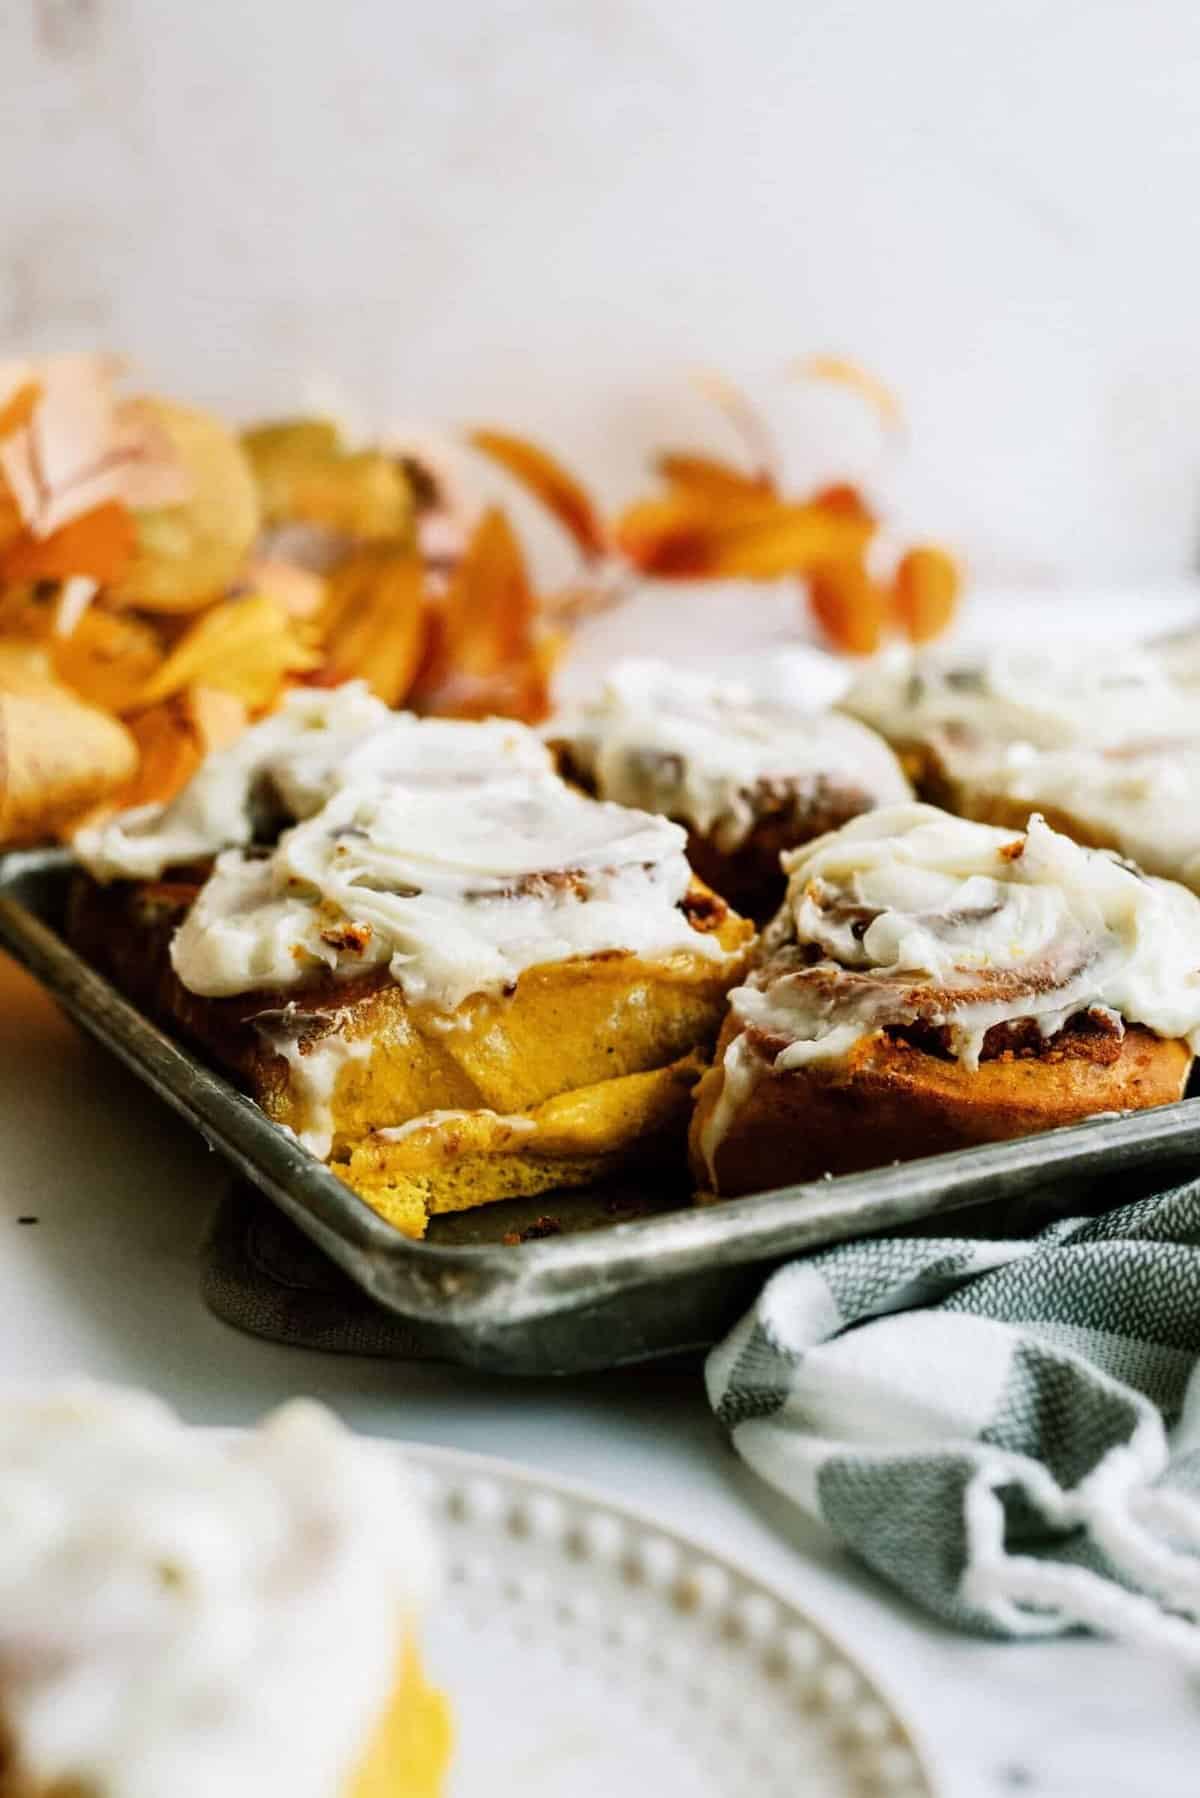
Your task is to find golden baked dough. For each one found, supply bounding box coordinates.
[691,1012,1191,1197]
[348,1635,452,1798]
[69,873,752,1236]
[691,802,1200,1199]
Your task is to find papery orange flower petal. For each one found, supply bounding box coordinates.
[135,593,320,711]
[315,544,426,707]
[470,430,608,559]
[806,560,889,656]
[2,502,135,585]
[793,356,903,431]
[890,545,961,644]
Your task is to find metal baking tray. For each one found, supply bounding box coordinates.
[4,843,1200,1374]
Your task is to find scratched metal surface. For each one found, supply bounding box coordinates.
[3,846,1200,1373]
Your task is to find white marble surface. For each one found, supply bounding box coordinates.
[3,590,1200,1794]
[0,931,1196,1798]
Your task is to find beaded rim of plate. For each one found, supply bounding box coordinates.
[403,1443,936,1798]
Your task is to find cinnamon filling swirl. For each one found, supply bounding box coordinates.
[700,803,1200,1175]
[745,806,1200,1065]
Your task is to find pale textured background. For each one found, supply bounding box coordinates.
[4,0,1200,586]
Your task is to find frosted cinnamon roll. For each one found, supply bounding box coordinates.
[690,803,1200,1196]
[548,658,910,920]
[72,748,752,1236]
[75,680,555,882]
[843,641,1199,764]
[0,1383,449,1798]
[841,643,1200,883]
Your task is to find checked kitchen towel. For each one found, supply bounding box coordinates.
[707,1177,1200,1661]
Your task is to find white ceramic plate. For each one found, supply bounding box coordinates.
[402,1444,936,1798]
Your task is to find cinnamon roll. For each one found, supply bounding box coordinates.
[843,642,1200,891]
[690,803,1200,1196]
[72,700,753,1236]
[0,1383,450,1798]
[548,658,911,920]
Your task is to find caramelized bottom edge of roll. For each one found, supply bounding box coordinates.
[691,1018,1192,1198]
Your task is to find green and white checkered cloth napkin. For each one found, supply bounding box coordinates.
[707,1179,1200,1661]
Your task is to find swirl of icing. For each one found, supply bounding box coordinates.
[735,803,1200,1071]
[170,777,728,1006]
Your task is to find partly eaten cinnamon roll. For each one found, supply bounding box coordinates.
[690,803,1200,1196]
[548,658,911,920]
[0,1384,450,1798]
[72,689,752,1236]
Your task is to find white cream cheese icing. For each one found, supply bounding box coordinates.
[701,803,1200,1177]
[170,777,728,1006]
[374,1108,537,1145]
[0,1382,438,1798]
[939,738,1200,893]
[843,641,1200,755]
[74,681,555,883]
[549,657,910,849]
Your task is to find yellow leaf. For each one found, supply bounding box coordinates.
[136,593,319,711]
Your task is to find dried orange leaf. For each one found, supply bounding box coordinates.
[438,507,535,676]
[116,699,205,810]
[806,560,888,656]
[793,356,903,431]
[2,501,136,585]
[51,606,163,714]
[890,545,961,644]
[136,593,319,711]
[689,370,780,483]
[315,544,426,707]
[0,380,41,444]
[617,493,869,579]
[655,451,775,502]
[470,430,608,559]
[413,507,553,722]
